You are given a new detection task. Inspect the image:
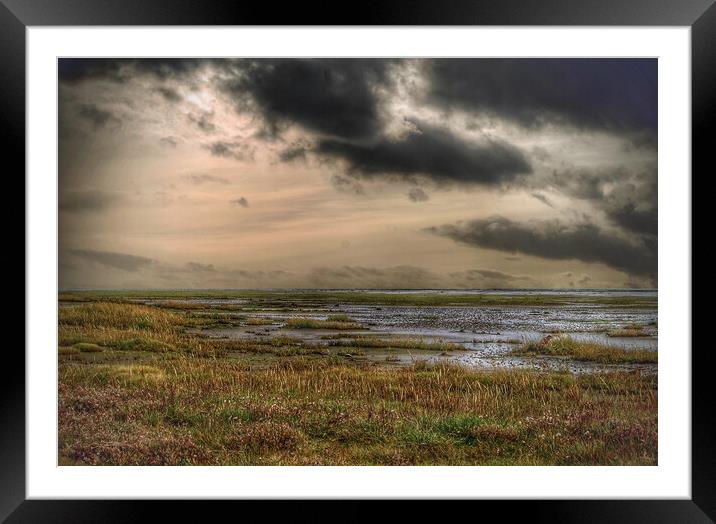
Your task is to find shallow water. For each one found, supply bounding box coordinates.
[183,290,657,374]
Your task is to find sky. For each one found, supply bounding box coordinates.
[58,58,657,290]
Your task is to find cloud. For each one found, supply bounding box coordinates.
[59,190,126,213]
[77,104,119,129]
[530,192,553,208]
[70,249,156,272]
[185,262,217,273]
[606,201,657,236]
[159,136,178,148]
[155,86,182,102]
[58,58,208,84]
[407,188,429,202]
[331,175,365,196]
[577,275,592,286]
[230,197,249,207]
[318,123,531,185]
[221,58,396,140]
[187,111,216,133]
[187,173,229,185]
[204,140,252,161]
[545,166,657,236]
[449,268,532,288]
[306,265,441,289]
[426,216,656,280]
[424,58,657,133]
[278,142,311,163]
[57,58,658,290]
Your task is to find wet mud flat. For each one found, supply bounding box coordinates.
[148,289,660,374]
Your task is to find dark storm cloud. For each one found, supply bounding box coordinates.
[60,57,657,138]
[318,124,531,185]
[58,58,129,83]
[221,59,534,187]
[58,58,207,84]
[221,59,395,140]
[230,197,249,208]
[547,166,657,236]
[59,190,126,213]
[407,188,429,202]
[77,104,119,129]
[449,268,532,288]
[70,249,156,272]
[426,216,657,279]
[607,203,658,236]
[425,59,657,133]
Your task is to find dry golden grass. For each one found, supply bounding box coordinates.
[514,335,657,364]
[59,354,657,466]
[285,317,362,330]
[328,336,462,352]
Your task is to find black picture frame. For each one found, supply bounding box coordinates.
[2,0,709,521]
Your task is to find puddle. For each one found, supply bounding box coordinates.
[187,296,657,374]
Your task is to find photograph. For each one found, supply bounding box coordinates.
[57,57,658,467]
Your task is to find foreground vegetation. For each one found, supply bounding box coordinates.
[514,335,658,364]
[58,296,658,466]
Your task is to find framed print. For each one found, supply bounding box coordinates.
[3,0,711,521]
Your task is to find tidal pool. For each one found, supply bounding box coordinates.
[180,289,657,374]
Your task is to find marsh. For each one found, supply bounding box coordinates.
[58,289,657,466]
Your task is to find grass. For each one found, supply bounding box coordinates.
[73,342,104,353]
[326,314,353,322]
[60,302,185,331]
[607,328,648,338]
[328,336,462,352]
[57,295,658,466]
[59,357,657,466]
[285,317,362,330]
[244,317,276,326]
[513,335,657,364]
